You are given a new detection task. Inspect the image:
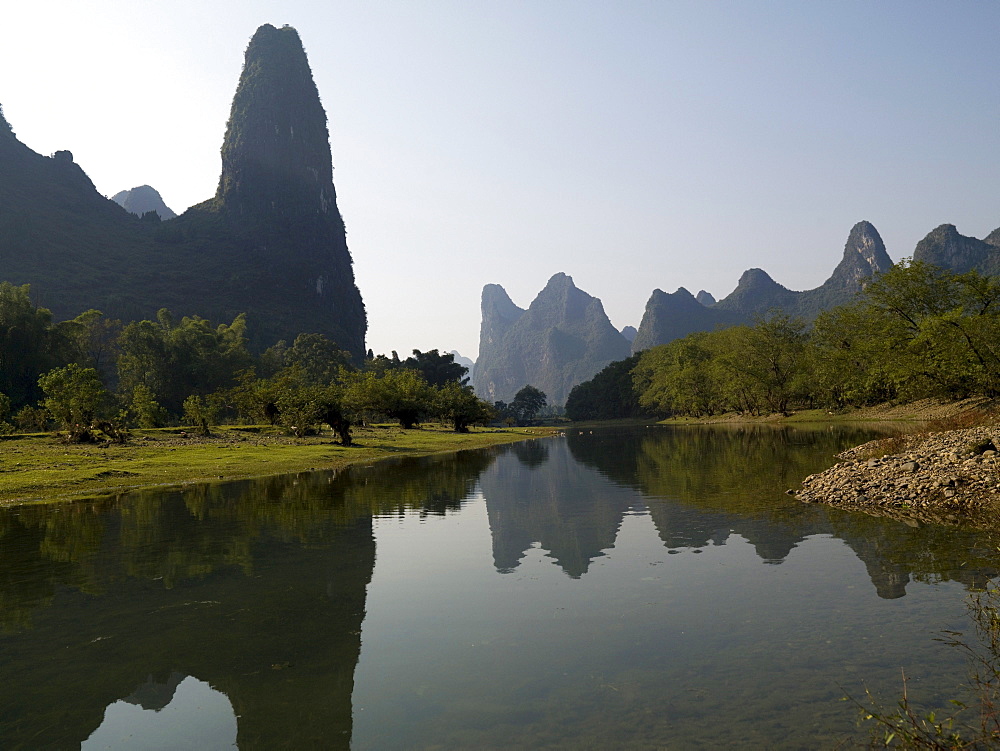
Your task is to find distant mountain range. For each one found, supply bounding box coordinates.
[475,219,1000,406]
[0,24,366,355]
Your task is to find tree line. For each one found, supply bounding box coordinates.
[0,282,547,443]
[567,260,1000,420]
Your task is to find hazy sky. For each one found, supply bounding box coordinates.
[3,1,999,359]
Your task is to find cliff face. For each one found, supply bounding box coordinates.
[0,25,366,356]
[473,273,631,406]
[822,220,892,290]
[913,224,1000,276]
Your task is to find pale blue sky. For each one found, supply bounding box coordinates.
[3,1,998,359]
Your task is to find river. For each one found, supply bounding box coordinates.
[2,424,998,749]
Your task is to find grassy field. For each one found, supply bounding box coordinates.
[0,424,553,506]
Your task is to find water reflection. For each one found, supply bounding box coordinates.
[83,675,237,750]
[3,426,1000,748]
[0,450,499,750]
[482,426,1000,596]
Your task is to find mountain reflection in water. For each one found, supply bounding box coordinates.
[2,425,999,749]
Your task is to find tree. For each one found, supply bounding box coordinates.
[566,355,646,421]
[128,384,168,428]
[38,363,110,441]
[348,369,435,429]
[436,382,494,432]
[719,312,808,416]
[284,333,353,385]
[117,310,251,416]
[511,385,547,424]
[0,282,61,410]
[403,349,469,387]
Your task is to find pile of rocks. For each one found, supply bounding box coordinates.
[794,426,1000,514]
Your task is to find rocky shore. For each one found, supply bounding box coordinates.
[794,425,1000,522]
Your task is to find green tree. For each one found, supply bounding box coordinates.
[128,384,168,428]
[349,369,435,429]
[634,333,721,416]
[566,354,647,421]
[436,382,494,432]
[38,364,110,441]
[284,333,353,384]
[719,312,808,416]
[511,385,547,424]
[0,282,61,409]
[403,349,469,387]
[182,395,221,436]
[117,310,251,416]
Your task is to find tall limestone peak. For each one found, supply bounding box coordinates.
[473,274,630,406]
[823,220,892,289]
[985,227,1000,248]
[913,224,1000,275]
[216,24,336,222]
[695,290,716,306]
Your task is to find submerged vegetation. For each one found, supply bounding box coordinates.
[857,584,1000,748]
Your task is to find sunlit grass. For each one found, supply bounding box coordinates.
[0,424,552,506]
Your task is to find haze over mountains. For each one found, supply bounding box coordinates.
[475,219,1000,406]
[0,24,366,355]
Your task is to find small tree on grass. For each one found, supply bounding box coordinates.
[38,364,111,442]
[0,391,12,434]
[182,395,220,437]
[437,382,495,432]
[129,384,168,428]
[511,385,547,425]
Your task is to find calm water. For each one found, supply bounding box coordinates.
[3,425,1000,749]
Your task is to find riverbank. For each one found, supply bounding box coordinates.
[658,396,998,426]
[0,424,553,506]
[794,416,1000,524]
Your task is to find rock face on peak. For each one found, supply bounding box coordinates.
[111,185,177,219]
[713,223,894,321]
[474,274,631,406]
[913,224,1000,276]
[631,287,741,354]
[0,25,366,356]
[620,325,637,343]
[823,220,892,290]
[695,290,716,306]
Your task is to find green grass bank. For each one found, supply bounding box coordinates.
[0,424,553,506]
